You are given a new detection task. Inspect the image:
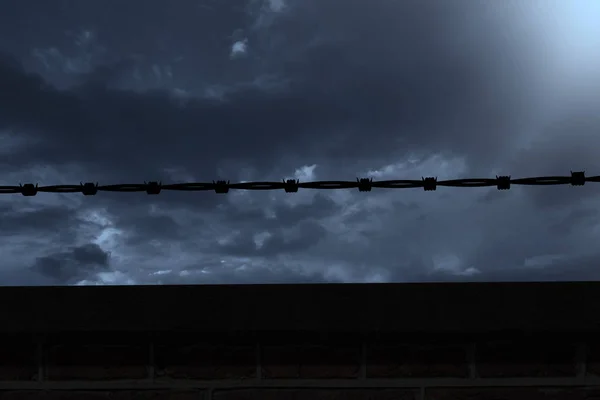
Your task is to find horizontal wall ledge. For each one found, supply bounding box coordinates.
[0,376,597,390]
[1,282,599,334]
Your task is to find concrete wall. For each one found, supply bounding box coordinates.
[1,282,600,399]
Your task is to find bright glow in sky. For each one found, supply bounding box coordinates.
[531,1,600,75]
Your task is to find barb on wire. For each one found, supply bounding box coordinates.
[1,171,598,197]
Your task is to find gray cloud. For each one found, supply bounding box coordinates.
[1,0,599,284]
[0,204,76,237]
[31,243,111,284]
[0,1,544,177]
[218,219,328,257]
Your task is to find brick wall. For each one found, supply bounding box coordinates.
[2,282,600,399]
[1,334,600,399]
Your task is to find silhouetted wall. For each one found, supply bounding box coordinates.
[1,282,600,399]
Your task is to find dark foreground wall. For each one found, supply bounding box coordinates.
[1,282,600,399]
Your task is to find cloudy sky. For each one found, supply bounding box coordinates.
[1,0,600,285]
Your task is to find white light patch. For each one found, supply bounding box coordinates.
[363,154,467,181]
[75,271,137,286]
[528,1,600,90]
[151,269,173,276]
[97,271,137,285]
[253,231,272,249]
[432,254,480,276]
[277,164,320,207]
[230,39,248,59]
[293,164,317,181]
[554,1,600,49]
[78,209,124,261]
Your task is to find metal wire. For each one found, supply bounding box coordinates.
[0,171,597,196]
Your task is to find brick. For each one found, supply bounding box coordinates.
[0,391,204,400]
[214,389,417,400]
[0,341,38,380]
[45,343,148,380]
[261,343,361,378]
[475,339,577,377]
[366,343,468,378]
[425,387,597,400]
[154,343,255,380]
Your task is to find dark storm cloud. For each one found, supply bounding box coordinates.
[1,0,599,284]
[0,203,75,237]
[509,111,600,208]
[30,243,111,283]
[417,253,600,283]
[0,0,545,182]
[218,219,328,257]
[0,53,348,177]
[109,205,186,246]
[139,262,343,285]
[549,207,600,236]
[219,193,338,227]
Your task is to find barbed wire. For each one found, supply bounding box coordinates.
[0,171,597,196]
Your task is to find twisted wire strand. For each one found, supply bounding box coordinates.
[0,171,597,196]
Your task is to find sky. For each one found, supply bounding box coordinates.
[1,0,600,285]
